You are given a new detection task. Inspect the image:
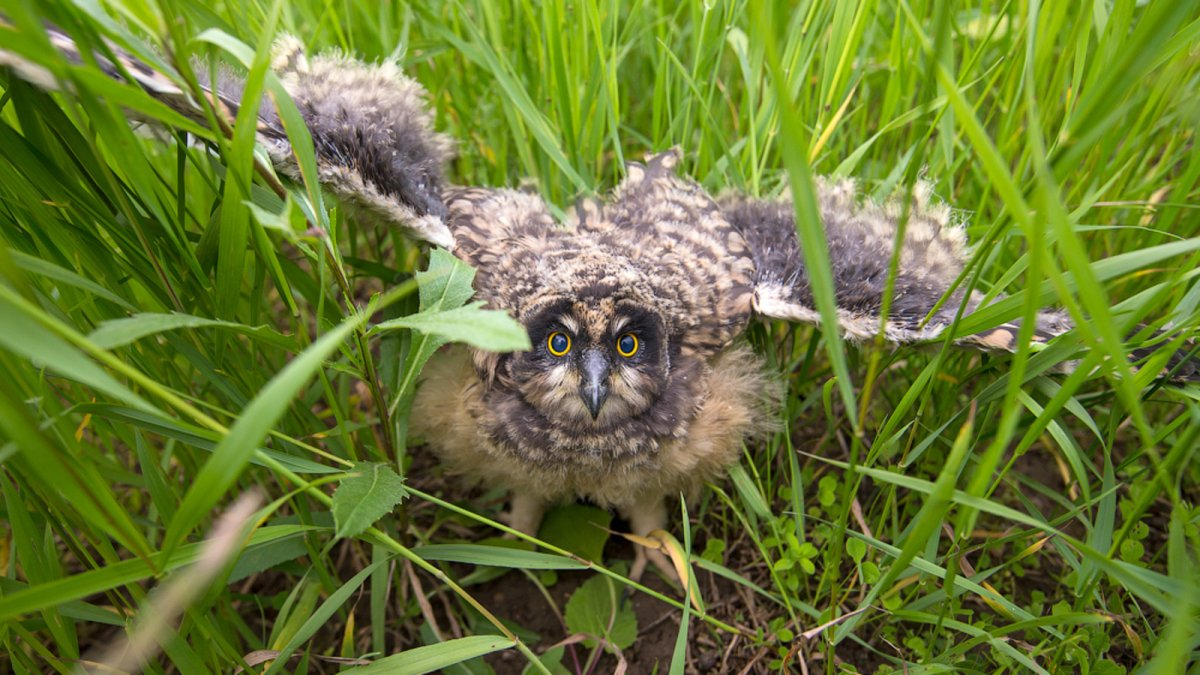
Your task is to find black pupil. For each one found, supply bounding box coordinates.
[619,334,636,354]
[551,333,568,353]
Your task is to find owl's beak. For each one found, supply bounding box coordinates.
[580,349,611,420]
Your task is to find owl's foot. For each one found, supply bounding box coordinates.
[630,543,678,583]
[620,494,678,583]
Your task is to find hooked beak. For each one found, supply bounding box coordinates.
[579,349,611,420]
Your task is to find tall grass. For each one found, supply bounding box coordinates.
[1,0,1198,672]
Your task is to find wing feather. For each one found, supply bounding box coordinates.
[724,181,1199,382]
[0,21,455,247]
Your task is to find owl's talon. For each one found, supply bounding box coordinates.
[622,495,677,583]
[631,543,678,584]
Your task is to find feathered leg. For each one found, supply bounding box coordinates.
[504,490,546,538]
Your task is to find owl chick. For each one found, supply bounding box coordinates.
[6,25,1197,580]
[410,159,780,577]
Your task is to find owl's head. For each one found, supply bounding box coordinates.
[463,182,735,457]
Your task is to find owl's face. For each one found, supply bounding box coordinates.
[467,232,707,464]
[511,296,671,428]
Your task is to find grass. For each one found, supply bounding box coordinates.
[1,0,1198,672]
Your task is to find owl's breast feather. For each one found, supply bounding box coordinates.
[411,344,780,511]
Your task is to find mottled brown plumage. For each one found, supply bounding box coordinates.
[411,154,779,572]
[5,27,1197,579]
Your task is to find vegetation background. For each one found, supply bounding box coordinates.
[1,0,1198,672]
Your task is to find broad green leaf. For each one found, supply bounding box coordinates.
[537,504,612,563]
[419,248,478,313]
[372,302,530,352]
[564,574,638,650]
[390,249,503,416]
[343,636,516,674]
[332,462,408,539]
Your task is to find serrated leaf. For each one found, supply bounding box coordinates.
[372,302,530,352]
[379,250,529,353]
[389,250,489,417]
[332,462,408,539]
[419,248,477,313]
[564,574,637,651]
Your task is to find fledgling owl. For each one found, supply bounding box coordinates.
[4,25,1196,578]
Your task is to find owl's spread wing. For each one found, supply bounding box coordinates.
[263,36,453,246]
[724,182,1199,382]
[0,22,454,248]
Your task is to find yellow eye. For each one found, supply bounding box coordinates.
[547,331,571,357]
[616,332,639,358]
